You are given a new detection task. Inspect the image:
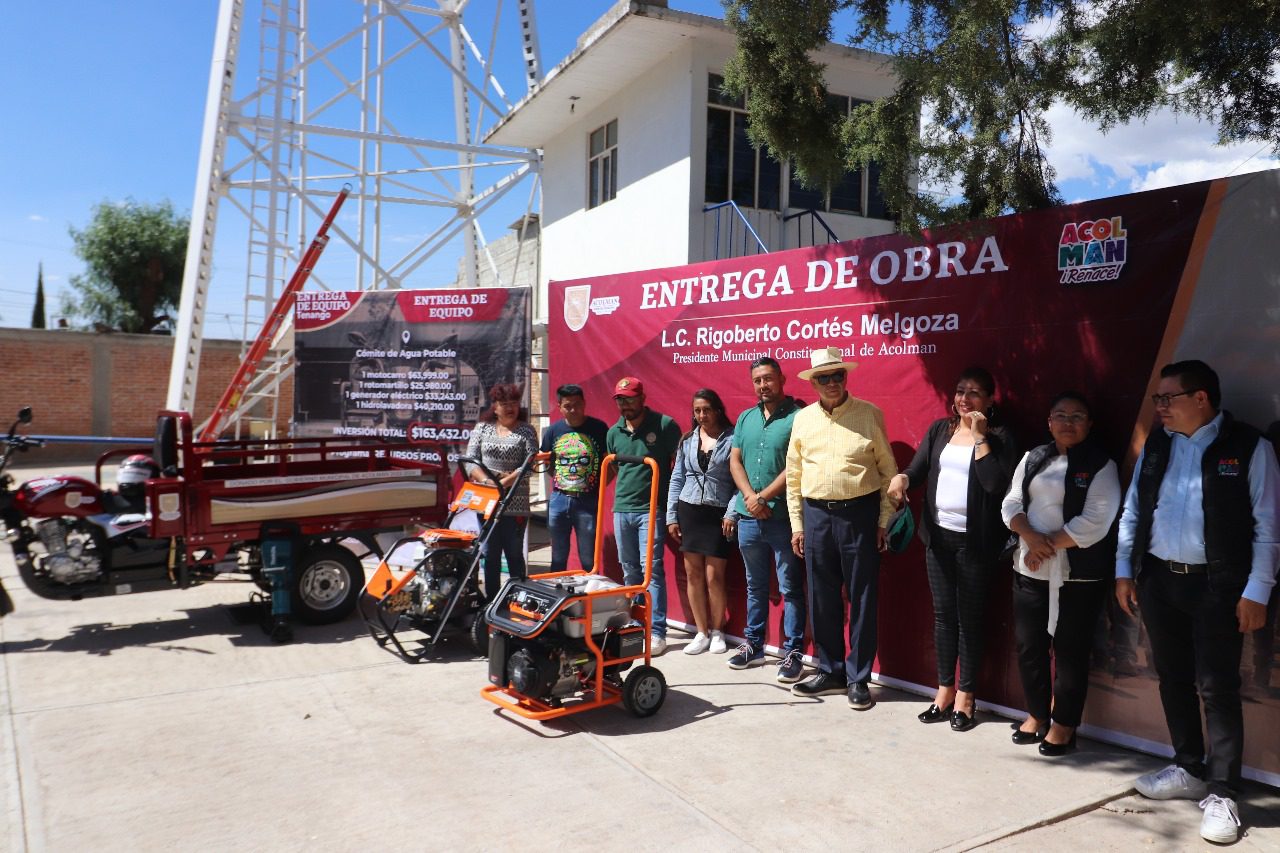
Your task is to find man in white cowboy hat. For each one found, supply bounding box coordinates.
[785,346,898,709]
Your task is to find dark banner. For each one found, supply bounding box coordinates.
[549,171,1280,783]
[293,288,531,461]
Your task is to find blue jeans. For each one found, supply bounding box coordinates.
[614,510,667,637]
[738,515,806,652]
[548,490,597,572]
[483,515,527,601]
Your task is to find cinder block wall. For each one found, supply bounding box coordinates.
[0,329,292,464]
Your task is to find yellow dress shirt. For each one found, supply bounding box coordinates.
[785,394,898,530]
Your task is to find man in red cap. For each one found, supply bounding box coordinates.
[606,376,682,654]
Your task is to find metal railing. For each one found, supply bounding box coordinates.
[703,201,769,260]
[783,208,839,249]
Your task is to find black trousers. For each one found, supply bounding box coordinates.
[483,516,528,602]
[1139,554,1246,798]
[802,493,880,684]
[1012,573,1107,728]
[925,527,995,693]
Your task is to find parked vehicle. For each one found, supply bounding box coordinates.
[0,406,450,624]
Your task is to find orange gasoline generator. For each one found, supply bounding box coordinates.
[480,454,667,720]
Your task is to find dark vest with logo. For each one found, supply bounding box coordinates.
[1130,412,1259,583]
[1021,440,1117,580]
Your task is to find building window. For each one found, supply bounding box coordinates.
[705,74,781,211]
[788,93,887,216]
[588,120,618,209]
[707,73,888,218]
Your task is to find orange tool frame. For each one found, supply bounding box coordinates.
[480,453,666,720]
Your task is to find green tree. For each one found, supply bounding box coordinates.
[31,263,46,329]
[722,1,1280,230]
[723,0,1069,230]
[62,199,189,333]
[1068,1,1280,148]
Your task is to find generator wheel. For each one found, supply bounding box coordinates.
[467,611,490,657]
[293,544,364,624]
[622,665,666,717]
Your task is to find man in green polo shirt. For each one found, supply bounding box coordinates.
[725,357,807,681]
[606,376,682,655]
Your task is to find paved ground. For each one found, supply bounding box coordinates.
[2,463,1278,851]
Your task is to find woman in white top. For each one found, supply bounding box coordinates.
[1001,391,1121,756]
[887,367,1018,732]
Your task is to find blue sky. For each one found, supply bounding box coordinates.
[1,1,1274,331]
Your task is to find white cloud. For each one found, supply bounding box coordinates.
[1043,102,1278,196]
[911,97,1278,206]
[27,214,46,222]
[1134,156,1280,192]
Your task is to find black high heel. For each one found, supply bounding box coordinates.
[1038,731,1078,756]
[917,703,953,724]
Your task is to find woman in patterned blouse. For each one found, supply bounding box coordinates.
[465,383,538,600]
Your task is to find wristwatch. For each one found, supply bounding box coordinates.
[974,438,987,446]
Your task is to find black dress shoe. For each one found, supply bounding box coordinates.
[950,709,978,732]
[1011,726,1046,745]
[917,703,953,724]
[1038,732,1078,756]
[847,681,875,710]
[790,669,847,697]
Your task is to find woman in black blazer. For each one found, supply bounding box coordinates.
[887,367,1018,731]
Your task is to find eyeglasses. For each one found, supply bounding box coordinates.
[1049,412,1088,425]
[813,370,846,386]
[1150,389,1198,408]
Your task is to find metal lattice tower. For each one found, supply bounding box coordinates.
[167,0,543,435]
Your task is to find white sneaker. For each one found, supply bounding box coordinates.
[683,632,711,655]
[650,635,667,656]
[1199,794,1241,844]
[1134,764,1209,800]
[709,630,728,654]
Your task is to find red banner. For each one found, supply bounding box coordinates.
[552,182,1206,486]
[550,171,1280,784]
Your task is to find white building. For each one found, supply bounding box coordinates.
[484,0,900,328]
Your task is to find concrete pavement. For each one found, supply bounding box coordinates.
[2,464,1278,851]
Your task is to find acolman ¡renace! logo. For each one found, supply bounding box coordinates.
[1058,216,1127,285]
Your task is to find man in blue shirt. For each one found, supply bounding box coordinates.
[724,357,807,683]
[541,384,609,573]
[1116,360,1280,845]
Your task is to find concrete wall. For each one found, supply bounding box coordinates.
[539,41,697,324]
[0,329,291,462]
[452,218,540,293]
[538,30,902,325]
